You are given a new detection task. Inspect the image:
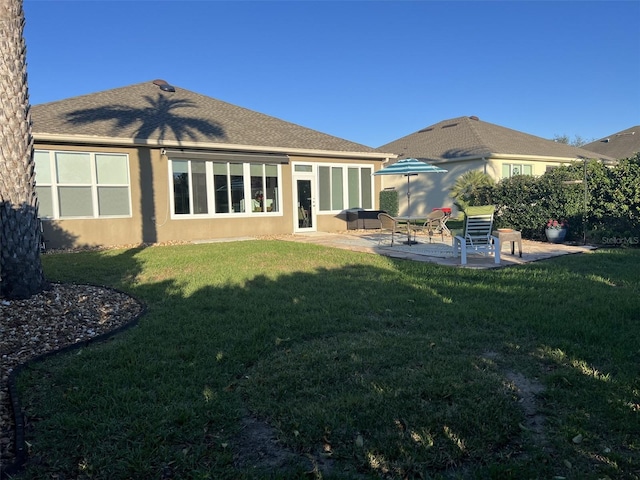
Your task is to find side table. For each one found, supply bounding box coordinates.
[492,230,522,257]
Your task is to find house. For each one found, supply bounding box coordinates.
[581,126,640,160]
[376,115,616,217]
[31,80,396,249]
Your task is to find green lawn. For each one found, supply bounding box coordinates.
[16,242,640,479]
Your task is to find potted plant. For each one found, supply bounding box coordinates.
[545,219,568,243]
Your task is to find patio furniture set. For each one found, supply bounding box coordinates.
[379,208,452,246]
[377,206,522,265]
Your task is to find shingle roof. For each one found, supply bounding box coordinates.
[377,116,615,163]
[31,80,381,155]
[581,126,640,160]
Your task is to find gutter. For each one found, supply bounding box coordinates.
[33,133,397,161]
[436,152,614,164]
[490,153,598,162]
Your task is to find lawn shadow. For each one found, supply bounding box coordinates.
[15,243,639,479]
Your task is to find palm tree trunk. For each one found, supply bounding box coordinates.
[0,0,48,299]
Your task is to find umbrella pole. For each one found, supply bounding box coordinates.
[405,175,415,245]
[407,175,411,219]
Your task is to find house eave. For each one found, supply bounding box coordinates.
[488,153,599,162]
[33,133,397,161]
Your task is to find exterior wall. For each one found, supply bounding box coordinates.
[379,156,577,220]
[38,143,145,249]
[155,154,294,243]
[289,154,383,232]
[37,142,385,249]
[378,159,487,219]
[486,157,568,179]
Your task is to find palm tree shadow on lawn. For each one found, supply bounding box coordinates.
[18,246,639,478]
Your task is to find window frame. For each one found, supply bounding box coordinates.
[317,163,374,213]
[501,163,533,179]
[169,158,282,218]
[34,149,132,219]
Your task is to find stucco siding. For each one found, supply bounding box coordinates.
[37,144,386,249]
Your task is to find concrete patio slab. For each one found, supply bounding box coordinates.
[264,230,596,268]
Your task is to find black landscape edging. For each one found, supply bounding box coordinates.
[1,284,147,480]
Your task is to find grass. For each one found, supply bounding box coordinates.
[15,241,640,479]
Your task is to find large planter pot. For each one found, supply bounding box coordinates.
[545,227,567,244]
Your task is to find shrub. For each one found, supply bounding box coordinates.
[450,170,495,212]
[492,174,547,240]
[486,155,640,245]
[379,188,398,217]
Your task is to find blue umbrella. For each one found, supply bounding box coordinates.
[374,158,447,219]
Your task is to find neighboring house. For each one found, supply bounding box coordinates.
[31,80,395,249]
[582,126,640,160]
[376,115,616,217]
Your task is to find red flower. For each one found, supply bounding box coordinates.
[546,219,568,229]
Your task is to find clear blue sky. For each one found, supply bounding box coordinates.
[23,0,640,148]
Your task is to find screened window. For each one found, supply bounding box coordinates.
[34,150,131,219]
[172,160,190,215]
[173,160,210,215]
[502,164,533,178]
[170,159,280,216]
[318,164,373,212]
[250,164,279,212]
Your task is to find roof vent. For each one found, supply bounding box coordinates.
[441,123,458,129]
[418,127,434,133]
[601,138,610,143]
[152,79,176,92]
[469,115,479,121]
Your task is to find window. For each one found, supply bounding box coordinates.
[34,150,131,219]
[251,164,279,212]
[318,165,373,212]
[501,164,533,178]
[170,159,281,216]
[173,160,209,215]
[172,160,191,215]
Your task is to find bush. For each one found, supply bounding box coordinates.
[486,155,640,245]
[450,171,495,212]
[379,188,398,217]
[492,175,547,240]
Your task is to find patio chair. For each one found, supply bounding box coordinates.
[452,205,500,265]
[378,212,398,246]
[411,209,446,243]
[298,206,310,228]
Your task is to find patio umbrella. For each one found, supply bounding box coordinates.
[373,158,447,219]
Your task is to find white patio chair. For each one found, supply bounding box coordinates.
[452,206,500,265]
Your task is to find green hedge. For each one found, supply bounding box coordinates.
[487,154,640,244]
[380,188,398,217]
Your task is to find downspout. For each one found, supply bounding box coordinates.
[377,156,393,208]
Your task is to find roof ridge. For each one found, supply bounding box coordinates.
[377,115,616,163]
[462,116,490,153]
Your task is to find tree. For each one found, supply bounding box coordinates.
[552,133,591,147]
[450,170,495,212]
[0,0,48,299]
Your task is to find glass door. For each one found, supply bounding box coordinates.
[294,177,315,232]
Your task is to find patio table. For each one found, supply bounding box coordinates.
[395,216,427,245]
[492,229,522,257]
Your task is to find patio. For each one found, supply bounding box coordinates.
[265,230,596,268]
